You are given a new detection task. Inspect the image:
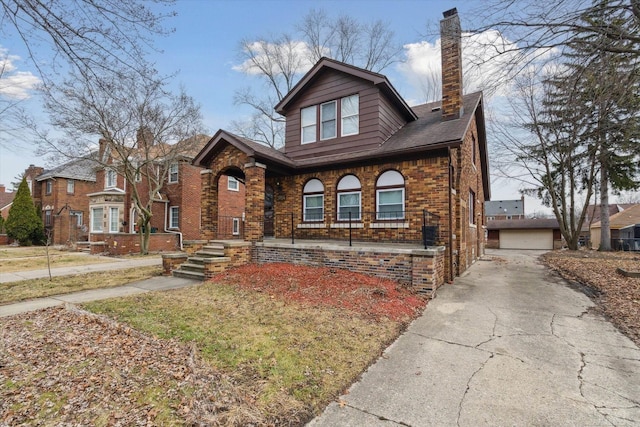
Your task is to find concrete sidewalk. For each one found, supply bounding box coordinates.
[0,256,162,283]
[0,256,200,318]
[309,250,640,426]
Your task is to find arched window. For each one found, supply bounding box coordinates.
[337,175,361,220]
[303,179,324,221]
[376,170,405,220]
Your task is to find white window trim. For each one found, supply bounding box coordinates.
[70,211,83,226]
[320,100,337,141]
[106,169,117,188]
[301,105,317,144]
[168,162,179,183]
[169,206,179,229]
[376,188,405,220]
[341,94,359,137]
[91,207,104,233]
[337,191,361,221]
[232,217,240,235]
[109,207,119,233]
[228,176,239,191]
[303,194,324,222]
[67,179,74,194]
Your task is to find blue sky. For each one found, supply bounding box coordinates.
[1,0,552,212]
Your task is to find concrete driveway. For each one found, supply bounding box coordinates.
[309,249,640,426]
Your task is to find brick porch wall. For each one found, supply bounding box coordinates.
[90,233,179,255]
[253,242,445,295]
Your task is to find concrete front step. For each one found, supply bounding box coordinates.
[196,249,225,257]
[172,269,205,281]
[179,263,204,273]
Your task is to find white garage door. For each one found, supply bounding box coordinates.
[499,229,553,250]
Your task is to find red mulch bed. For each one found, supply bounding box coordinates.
[210,263,427,321]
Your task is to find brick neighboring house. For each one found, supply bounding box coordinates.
[23,159,99,245]
[192,9,490,282]
[485,196,525,221]
[0,184,15,220]
[88,133,210,254]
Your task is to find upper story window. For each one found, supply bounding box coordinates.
[168,162,179,183]
[300,94,359,144]
[301,106,317,144]
[320,101,337,140]
[341,94,359,136]
[337,174,361,221]
[106,169,117,188]
[45,180,52,195]
[67,179,75,194]
[228,176,239,191]
[376,170,405,220]
[303,178,324,222]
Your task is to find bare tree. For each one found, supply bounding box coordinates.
[492,70,599,250]
[233,9,402,147]
[0,0,175,83]
[36,66,204,254]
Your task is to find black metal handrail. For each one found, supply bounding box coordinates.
[272,209,440,248]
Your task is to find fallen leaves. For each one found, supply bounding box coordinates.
[542,250,640,346]
[209,263,427,321]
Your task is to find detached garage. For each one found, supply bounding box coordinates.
[487,219,562,250]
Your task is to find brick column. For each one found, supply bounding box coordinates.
[200,169,216,240]
[244,161,266,242]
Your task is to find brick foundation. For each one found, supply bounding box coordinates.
[89,233,179,255]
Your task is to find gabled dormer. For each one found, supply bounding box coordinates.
[275,58,417,161]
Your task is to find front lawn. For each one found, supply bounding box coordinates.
[1,263,426,426]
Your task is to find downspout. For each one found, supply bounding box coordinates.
[448,148,454,283]
[163,201,183,251]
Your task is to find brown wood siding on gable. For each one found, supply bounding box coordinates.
[283,70,408,160]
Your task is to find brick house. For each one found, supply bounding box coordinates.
[192,9,490,283]
[87,134,210,254]
[22,159,99,245]
[0,184,16,221]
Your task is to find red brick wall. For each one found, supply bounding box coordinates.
[90,232,179,255]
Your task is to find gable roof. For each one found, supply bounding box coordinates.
[274,57,417,122]
[36,156,99,182]
[0,189,15,211]
[193,129,295,171]
[591,204,640,229]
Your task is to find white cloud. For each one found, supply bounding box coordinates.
[0,46,40,100]
[232,39,318,76]
[397,30,538,103]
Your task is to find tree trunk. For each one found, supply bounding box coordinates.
[599,166,612,251]
[139,217,151,255]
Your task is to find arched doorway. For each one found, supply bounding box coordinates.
[216,168,246,239]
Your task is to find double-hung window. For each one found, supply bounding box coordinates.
[168,163,179,183]
[91,207,104,232]
[67,179,75,194]
[320,101,336,140]
[170,206,179,228]
[232,218,240,235]
[337,175,361,221]
[303,179,324,221]
[106,169,117,188]
[341,94,359,136]
[301,106,317,144]
[44,210,52,226]
[109,207,119,233]
[469,190,476,225]
[376,170,405,220]
[70,211,83,226]
[45,180,52,195]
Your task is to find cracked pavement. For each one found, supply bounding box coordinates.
[308,249,640,426]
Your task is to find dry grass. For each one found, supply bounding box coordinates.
[0,266,162,304]
[83,280,410,424]
[0,247,113,272]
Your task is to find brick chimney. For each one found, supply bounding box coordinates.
[0,184,5,194]
[440,8,463,121]
[136,127,154,149]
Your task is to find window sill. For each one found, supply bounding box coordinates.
[330,222,364,229]
[297,223,326,229]
[369,222,409,229]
